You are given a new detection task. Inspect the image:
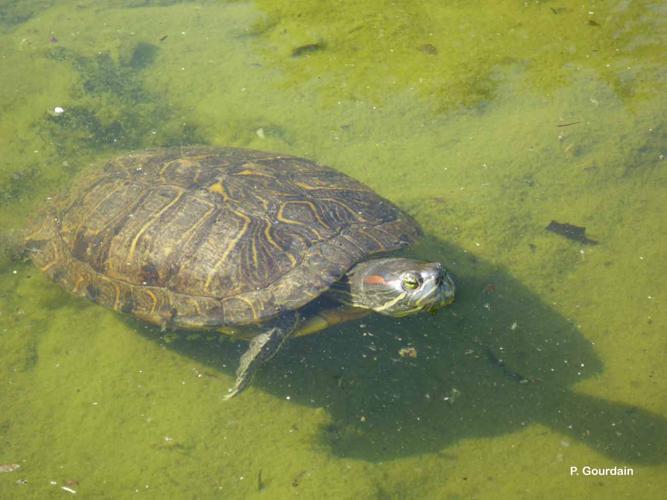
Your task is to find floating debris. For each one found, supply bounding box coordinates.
[61,485,77,494]
[418,43,438,55]
[484,348,531,384]
[546,220,598,245]
[192,367,218,379]
[398,346,418,359]
[291,470,307,487]
[291,43,325,57]
[444,387,461,404]
[0,463,20,473]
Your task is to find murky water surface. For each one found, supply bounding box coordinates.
[1,1,665,498]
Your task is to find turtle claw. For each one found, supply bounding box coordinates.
[222,313,297,400]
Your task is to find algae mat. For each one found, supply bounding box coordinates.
[0,1,666,498]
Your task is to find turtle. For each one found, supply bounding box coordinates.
[26,146,455,398]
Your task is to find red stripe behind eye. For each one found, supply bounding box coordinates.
[363,275,386,285]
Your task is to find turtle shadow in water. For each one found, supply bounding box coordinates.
[136,238,667,466]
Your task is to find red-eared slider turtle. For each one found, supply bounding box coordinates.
[26,147,455,398]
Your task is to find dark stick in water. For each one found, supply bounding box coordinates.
[546,220,598,245]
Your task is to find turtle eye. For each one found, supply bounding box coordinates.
[401,273,422,291]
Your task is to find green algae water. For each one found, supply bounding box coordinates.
[1,0,666,498]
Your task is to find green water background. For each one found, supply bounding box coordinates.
[0,0,665,498]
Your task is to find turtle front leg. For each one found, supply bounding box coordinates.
[223,312,298,400]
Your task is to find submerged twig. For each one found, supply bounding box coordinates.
[546,220,599,245]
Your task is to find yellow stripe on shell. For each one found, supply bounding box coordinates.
[204,209,252,292]
[128,190,184,261]
[208,180,230,201]
[167,203,216,278]
[112,281,121,310]
[222,295,259,322]
[276,201,326,238]
[145,289,158,314]
[263,219,297,266]
[236,168,273,177]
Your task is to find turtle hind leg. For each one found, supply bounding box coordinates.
[223,313,298,400]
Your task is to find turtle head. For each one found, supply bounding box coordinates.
[341,258,455,317]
